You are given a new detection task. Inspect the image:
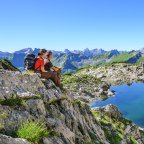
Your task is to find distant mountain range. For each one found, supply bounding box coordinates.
[0,51,11,59]
[1,48,144,73]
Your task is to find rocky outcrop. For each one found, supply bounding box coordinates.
[75,63,144,85]
[92,104,144,144]
[62,74,114,103]
[0,134,30,144]
[0,66,144,143]
[0,70,107,144]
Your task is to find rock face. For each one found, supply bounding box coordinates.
[0,67,144,143]
[0,134,30,144]
[0,70,107,143]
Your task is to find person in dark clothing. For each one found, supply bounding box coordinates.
[44,59,53,71]
[44,51,62,87]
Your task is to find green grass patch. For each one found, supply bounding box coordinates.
[0,97,23,106]
[130,136,138,144]
[92,109,140,143]
[74,65,97,74]
[0,59,19,71]
[109,52,134,64]
[104,128,122,144]
[47,96,67,105]
[22,70,35,75]
[72,99,90,109]
[16,119,49,143]
[0,95,42,107]
[91,110,126,143]
[62,74,101,85]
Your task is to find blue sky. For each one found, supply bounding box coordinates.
[0,0,144,52]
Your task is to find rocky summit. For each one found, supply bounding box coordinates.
[0,63,144,144]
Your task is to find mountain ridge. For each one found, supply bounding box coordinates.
[1,48,144,74]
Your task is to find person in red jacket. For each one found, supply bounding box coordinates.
[35,49,61,87]
[35,49,47,73]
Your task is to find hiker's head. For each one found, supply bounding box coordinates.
[47,51,53,60]
[39,49,48,58]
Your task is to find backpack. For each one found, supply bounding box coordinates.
[24,54,37,70]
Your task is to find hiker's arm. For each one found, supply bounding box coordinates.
[54,65,61,70]
[44,59,48,64]
[52,66,60,71]
[41,66,47,72]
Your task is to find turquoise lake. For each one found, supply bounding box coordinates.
[91,82,144,128]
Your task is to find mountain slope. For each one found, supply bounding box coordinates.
[0,62,144,143]
[0,51,11,59]
[0,59,19,71]
[109,51,143,64]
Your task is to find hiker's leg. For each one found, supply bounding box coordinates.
[56,69,62,79]
[41,71,61,87]
[50,71,61,87]
[41,72,52,79]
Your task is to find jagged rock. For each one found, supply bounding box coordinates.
[0,134,30,144]
[100,82,110,91]
[43,136,65,144]
[107,89,114,96]
[96,104,122,120]
[0,71,64,103]
[25,99,46,116]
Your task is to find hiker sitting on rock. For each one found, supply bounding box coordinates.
[34,49,48,73]
[44,51,62,87]
[34,49,62,88]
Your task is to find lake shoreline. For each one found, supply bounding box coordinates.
[91,82,144,128]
